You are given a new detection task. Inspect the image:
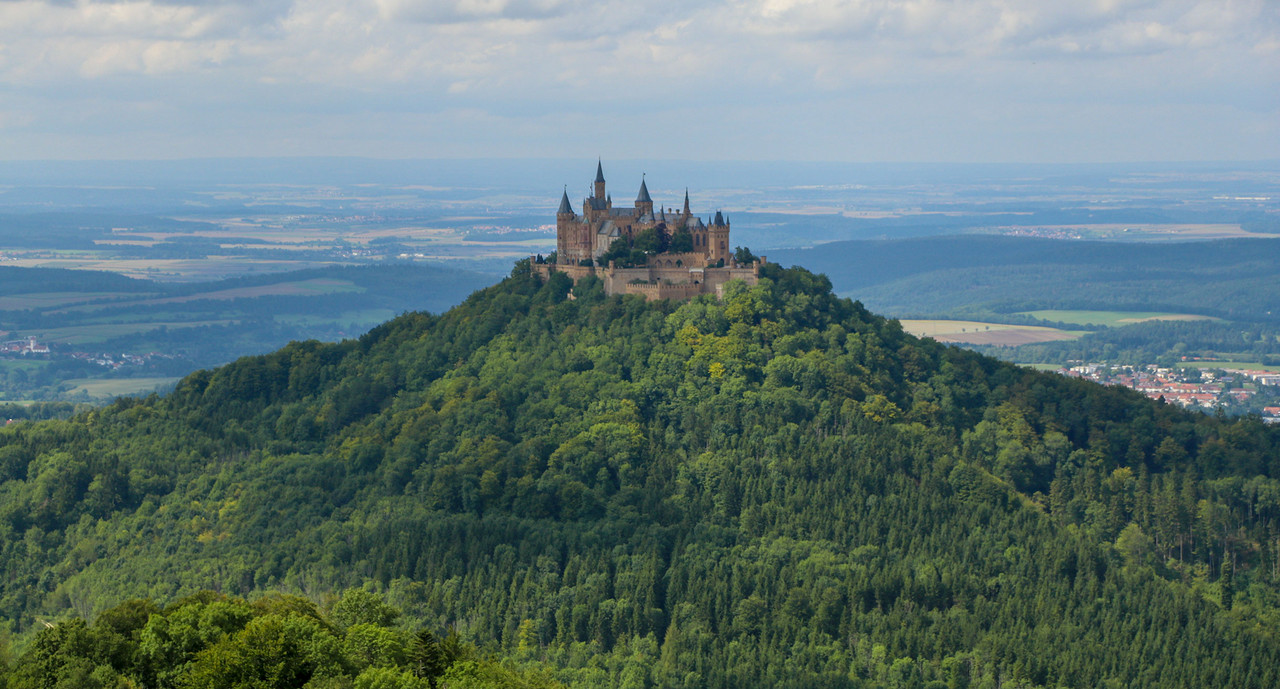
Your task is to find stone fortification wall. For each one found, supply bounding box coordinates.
[531,256,767,302]
[617,282,707,302]
[646,252,707,269]
[532,262,595,282]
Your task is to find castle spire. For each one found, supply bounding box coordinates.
[593,160,606,200]
[636,175,652,204]
[558,186,573,215]
[682,188,691,216]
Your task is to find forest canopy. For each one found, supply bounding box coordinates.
[1,262,1278,688]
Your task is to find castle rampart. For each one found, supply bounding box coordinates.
[533,162,761,301]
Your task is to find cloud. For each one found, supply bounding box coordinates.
[375,0,584,24]
[0,0,1274,160]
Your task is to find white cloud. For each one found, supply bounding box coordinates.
[0,0,1274,160]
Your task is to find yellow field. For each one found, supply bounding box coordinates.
[63,377,181,399]
[900,320,1086,346]
[4,256,330,281]
[1020,310,1219,327]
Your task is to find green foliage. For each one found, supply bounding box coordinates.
[1,264,1280,687]
[5,592,555,689]
[669,230,694,254]
[331,589,402,631]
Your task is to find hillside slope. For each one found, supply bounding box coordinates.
[2,264,1279,687]
[769,236,1280,320]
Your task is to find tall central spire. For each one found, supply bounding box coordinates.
[593,159,606,200]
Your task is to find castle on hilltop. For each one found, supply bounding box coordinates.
[532,161,763,301]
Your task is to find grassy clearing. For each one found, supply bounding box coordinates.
[6,257,330,282]
[31,320,236,345]
[1020,310,1219,327]
[0,359,52,374]
[277,309,398,329]
[900,319,1086,346]
[46,278,364,316]
[1177,361,1280,372]
[63,377,180,399]
[0,292,155,311]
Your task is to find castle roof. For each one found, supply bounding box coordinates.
[636,177,652,203]
[558,189,573,214]
[713,210,725,226]
[595,160,605,184]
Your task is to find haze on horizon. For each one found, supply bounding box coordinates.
[0,0,1276,164]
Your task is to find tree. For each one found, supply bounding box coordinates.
[670,229,694,254]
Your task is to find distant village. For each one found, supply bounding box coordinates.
[2,336,181,370]
[1059,362,1280,421]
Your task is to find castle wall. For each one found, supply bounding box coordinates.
[536,257,763,302]
[646,252,707,269]
[539,164,762,302]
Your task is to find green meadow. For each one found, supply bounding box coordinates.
[1020,309,1219,327]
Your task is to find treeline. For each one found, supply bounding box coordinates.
[770,236,1280,322]
[1,588,561,689]
[0,263,1278,686]
[0,263,496,401]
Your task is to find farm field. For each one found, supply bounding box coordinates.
[1020,310,1220,327]
[1177,361,1280,372]
[3,255,333,282]
[0,292,157,311]
[277,309,399,328]
[899,319,1086,345]
[987,223,1254,241]
[29,320,236,345]
[62,377,180,399]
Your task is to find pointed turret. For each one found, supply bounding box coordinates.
[635,175,654,215]
[594,160,606,200]
[558,187,573,215]
[682,188,691,216]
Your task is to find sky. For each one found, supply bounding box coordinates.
[0,0,1277,163]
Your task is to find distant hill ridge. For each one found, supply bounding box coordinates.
[772,235,1280,320]
[1,263,1278,688]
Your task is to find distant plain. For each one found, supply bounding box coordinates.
[0,158,1275,402]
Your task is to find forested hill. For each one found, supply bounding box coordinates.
[3,262,1280,688]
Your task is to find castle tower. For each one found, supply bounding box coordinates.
[709,210,731,265]
[594,160,606,201]
[556,187,576,262]
[635,175,653,216]
[682,188,691,218]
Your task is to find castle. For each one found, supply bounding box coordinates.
[532,161,763,301]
